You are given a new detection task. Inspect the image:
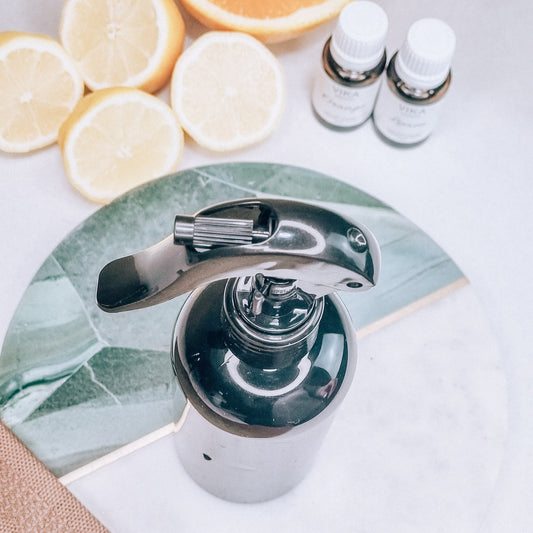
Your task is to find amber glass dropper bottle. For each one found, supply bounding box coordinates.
[312,1,389,129]
[373,18,456,144]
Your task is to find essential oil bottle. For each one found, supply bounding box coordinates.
[373,18,456,145]
[312,1,388,129]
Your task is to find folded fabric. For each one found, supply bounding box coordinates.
[0,421,109,532]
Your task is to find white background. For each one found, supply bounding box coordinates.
[1,1,532,531]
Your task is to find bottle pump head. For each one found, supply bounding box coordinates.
[97,198,379,367]
[97,197,380,312]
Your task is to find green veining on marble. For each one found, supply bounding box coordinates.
[191,163,387,208]
[325,202,463,327]
[13,346,182,476]
[0,255,103,426]
[0,162,463,476]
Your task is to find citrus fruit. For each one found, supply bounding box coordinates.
[59,0,185,93]
[178,0,352,43]
[0,31,84,153]
[59,87,184,204]
[171,31,284,152]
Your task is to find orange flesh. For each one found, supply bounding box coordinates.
[208,0,326,18]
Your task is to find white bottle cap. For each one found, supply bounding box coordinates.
[330,1,389,72]
[396,18,456,90]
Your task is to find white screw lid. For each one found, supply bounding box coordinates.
[330,1,389,72]
[396,18,456,90]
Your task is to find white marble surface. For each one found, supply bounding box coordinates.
[67,285,507,533]
[1,0,532,531]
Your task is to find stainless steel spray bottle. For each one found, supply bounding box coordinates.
[96,198,380,502]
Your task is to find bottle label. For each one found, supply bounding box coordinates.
[373,83,445,144]
[312,69,382,128]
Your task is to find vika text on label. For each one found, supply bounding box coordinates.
[312,70,382,128]
[373,86,444,144]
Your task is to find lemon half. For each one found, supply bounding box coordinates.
[0,31,84,153]
[59,87,184,204]
[171,31,285,152]
[59,0,185,93]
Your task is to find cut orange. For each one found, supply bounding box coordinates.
[59,87,184,204]
[178,0,352,43]
[171,31,284,152]
[0,31,84,153]
[59,0,185,93]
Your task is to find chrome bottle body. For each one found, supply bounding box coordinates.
[172,281,357,502]
[96,197,380,503]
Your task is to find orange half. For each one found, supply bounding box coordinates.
[180,0,352,43]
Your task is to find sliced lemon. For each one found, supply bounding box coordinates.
[59,87,184,204]
[59,0,185,93]
[0,31,84,153]
[171,31,285,152]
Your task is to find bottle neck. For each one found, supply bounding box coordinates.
[322,37,386,87]
[387,51,451,104]
[222,276,324,369]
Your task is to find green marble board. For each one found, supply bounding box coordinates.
[0,163,463,477]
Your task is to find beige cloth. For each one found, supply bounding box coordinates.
[0,421,109,532]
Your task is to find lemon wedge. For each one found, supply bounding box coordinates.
[171,31,284,152]
[59,0,185,93]
[59,87,184,204]
[0,31,83,153]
